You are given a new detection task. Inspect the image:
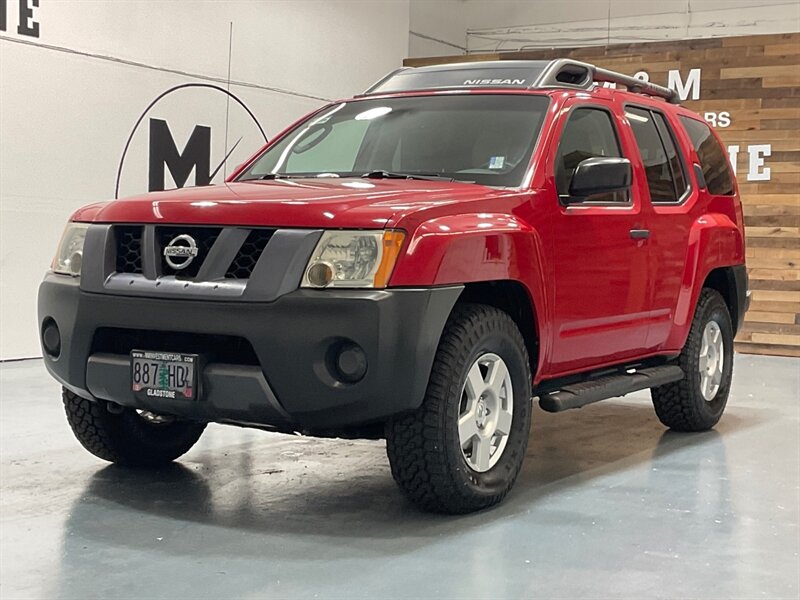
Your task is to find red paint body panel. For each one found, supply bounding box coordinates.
[70,85,746,384]
[77,179,509,229]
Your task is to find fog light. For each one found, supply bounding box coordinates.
[42,318,61,358]
[336,343,367,383]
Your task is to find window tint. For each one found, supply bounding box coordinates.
[680,116,735,196]
[625,107,686,203]
[652,112,688,199]
[555,108,626,202]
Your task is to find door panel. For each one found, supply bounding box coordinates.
[549,204,651,373]
[545,101,652,375]
[623,107,696,351]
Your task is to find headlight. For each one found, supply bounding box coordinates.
[52,222,89,276]
[302,230,405,288]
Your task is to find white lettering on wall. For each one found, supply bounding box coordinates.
[747,144,772,181]
[727,145,740,170]
[668,68,701,101]
[704,111,731,128]
[621,66,773,182]
[726,144,773,181]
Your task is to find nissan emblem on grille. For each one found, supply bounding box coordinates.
[163,234,199,270]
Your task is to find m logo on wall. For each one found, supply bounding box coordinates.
[148,119,212,192]
[116,83,267,198]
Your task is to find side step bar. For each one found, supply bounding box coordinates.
[538,365,684,413]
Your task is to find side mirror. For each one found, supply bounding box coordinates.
[566,157,632,203]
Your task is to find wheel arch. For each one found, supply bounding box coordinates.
[457,280,540,375]
[388,213,548,376]
[667,212,746,349]
[702,265,748,335]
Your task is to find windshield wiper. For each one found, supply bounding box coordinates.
[237,173,316,181]
[361,170,454,182]
[258,173,305,180]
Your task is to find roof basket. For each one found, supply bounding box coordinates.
[362,58,679,104]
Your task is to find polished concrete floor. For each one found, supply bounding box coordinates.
[1,354,798,600]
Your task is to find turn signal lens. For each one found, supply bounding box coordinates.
[373,231,405,288]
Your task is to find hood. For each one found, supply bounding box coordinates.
[74,179,511,229]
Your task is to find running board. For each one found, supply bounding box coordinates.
[538,365,684,413]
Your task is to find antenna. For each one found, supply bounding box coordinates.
[223,21,233,179]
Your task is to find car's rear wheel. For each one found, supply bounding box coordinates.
[651,289,734,432]
[385,304,532,514]
[63,388,206,466]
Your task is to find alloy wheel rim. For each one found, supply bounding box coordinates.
[458,353,514,473]
[698,321,724,401]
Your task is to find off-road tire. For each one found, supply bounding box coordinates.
[63,388,206,466]
[385,304,532,514]
[651,289,734,432]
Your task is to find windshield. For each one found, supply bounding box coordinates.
[237,94,550,187]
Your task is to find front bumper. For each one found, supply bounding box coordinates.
[38,275,461,430]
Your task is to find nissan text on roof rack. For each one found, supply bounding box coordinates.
[39,59,748,514]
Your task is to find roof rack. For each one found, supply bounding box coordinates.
[362,58,679,104]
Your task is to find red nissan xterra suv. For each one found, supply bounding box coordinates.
[39,60,749,513]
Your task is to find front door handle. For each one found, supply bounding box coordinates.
[629,229,650,240]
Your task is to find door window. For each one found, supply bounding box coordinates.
[625,107,688,203]
[555,108,627,202]
[653,112,688,199]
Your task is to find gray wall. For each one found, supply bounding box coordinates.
[409,0,800,56]
[0,0,410,359]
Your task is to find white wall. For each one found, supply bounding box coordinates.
[409,0,800,56]
[0,0,410,359]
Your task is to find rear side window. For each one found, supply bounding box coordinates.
[555,107,626,202]
[625,107,688,203]
[652,113,688,197]
[679,116,735,196]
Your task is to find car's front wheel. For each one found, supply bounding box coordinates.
[63,388,206,466]
[386,304,532,514]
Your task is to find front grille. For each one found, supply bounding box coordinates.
[157,226,221,278]
[225,229,275,279]
[111,225,275,281]
[92,328,259,366]
[115,226,143,274]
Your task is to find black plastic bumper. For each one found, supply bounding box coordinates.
[38,275,462,429]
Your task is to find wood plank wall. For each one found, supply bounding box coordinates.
[405,32,800,357]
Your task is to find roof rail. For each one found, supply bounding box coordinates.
[362,58,680,104]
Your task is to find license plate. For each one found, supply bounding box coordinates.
[131,350,198,401]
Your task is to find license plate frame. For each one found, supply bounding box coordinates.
[131,350,199,401]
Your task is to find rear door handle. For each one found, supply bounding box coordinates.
[629,229,650,240]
